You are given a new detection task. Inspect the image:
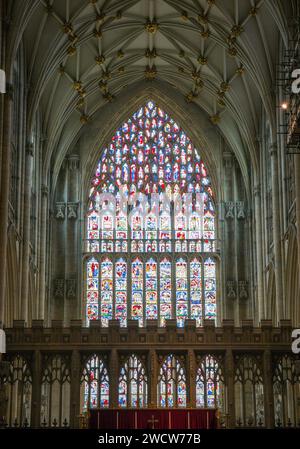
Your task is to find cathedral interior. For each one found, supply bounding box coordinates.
[0,0,300,430]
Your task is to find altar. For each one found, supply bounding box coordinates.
[89,409,218,430]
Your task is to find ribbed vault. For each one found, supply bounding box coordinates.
[6,0,290,186]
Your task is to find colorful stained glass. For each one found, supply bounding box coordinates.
[131,258,143,326]
[145,258,158,320]
[100,258,113,326]
[85,100,217,328]
[196,355,224,409]
[118,355,147,408]
[176,258,188,327]
[160,258,172,326]
[82,356,109,411]
[115,258,127,327]
[204,258,216,320]
[190,258,202,325]
[86,258,99,323]
[158,355,186,408]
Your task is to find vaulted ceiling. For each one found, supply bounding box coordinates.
[8,0,291,184]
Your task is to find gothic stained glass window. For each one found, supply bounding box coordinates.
[176,258,188,328]
[158,355,186,408]
[131,258,143,325]
[190,258,202,326]
[160,258,172,326]
[101,258,113,326]
[196,354,225,410]
[81,355,109,412]
[85,100,217,328]
[115,258,127,327]
[118,355,148,408]
[145,258,158,320]
[86,258,99,323]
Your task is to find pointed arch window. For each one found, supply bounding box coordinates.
[118,355,148,408]
[85,100,217,328]
[196,354,225,410]
[158,355,187,408]
[81,355,109,412]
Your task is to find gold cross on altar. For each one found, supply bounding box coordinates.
[147,415,159,429]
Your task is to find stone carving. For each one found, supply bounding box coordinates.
[236,201,246,219]
[66,279,76,299]
[68,155,80,171]
[227,281,236,299]
[53,279,65,299]
[225,201,235,219]
[238,281,248,300]
[67,203,78,219]
[55,203,66,219]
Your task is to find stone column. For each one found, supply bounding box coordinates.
[20,142,34,324]
[263,349,275,428]
[254,185,265,322]
[0,86,13,326]
[31,350,42,428]
[225,349,235,428]
[294,154,300,283]
[269,144,284,322]
[109,349,118,408]
[187,349,196,408]
[65,155,80,324]
[149,349,158,407]
[38,185,48,321]
[70,349,81,428]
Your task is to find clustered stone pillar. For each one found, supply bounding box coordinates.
[20,142,34,325]
[294,154,300,283]
[0,85,13,326]
[38,185,49,321]
[254,184,265,322]
[269,144,284,322]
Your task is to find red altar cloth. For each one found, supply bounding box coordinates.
[89,409,217,430]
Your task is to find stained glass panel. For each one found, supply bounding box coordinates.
[100,258,113,326]
[158,355,186,408]
[85,100,217,328]
[204,258,216,320]
[160,258,172,326]
[115,258,127,327]
[131,258,143,326]
[176,258,188,327]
